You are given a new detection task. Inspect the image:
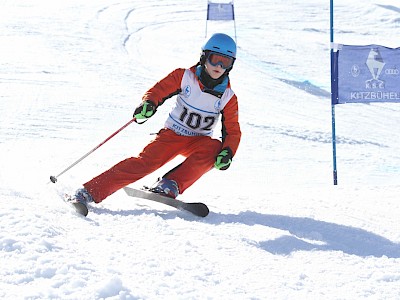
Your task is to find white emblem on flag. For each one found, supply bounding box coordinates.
[365,48,385,89]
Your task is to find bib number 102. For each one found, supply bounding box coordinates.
[179,107,216,131]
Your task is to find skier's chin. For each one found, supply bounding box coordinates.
[209,69,224,79]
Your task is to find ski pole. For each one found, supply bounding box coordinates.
[50,118,136,183]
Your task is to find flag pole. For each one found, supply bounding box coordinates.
[330,0,338,185]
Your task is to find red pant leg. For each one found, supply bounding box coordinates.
[84,129,182,203]
[166,136,221,193]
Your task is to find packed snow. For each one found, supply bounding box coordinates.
[1,0,399,299]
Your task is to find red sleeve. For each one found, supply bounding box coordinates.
[221,94,241,156]
[142,68,186,106]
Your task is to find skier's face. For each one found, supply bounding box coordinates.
[205,61,226,79]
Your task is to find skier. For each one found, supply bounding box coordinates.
[71,33,241,210]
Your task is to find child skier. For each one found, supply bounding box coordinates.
[71,33,241,211]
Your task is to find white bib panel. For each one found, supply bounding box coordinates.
[165,69,234,137]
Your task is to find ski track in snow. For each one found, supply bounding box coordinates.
[1,0,400,299]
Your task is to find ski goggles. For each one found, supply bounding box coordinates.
[207,52,234,69]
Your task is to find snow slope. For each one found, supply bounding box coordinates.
[1,0,399,299]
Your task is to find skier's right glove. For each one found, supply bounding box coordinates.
[214,147,233,170]
[134,101,156,123]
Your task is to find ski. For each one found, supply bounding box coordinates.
[123,187,209,217]
[69,201,89,217]
[62,194,89,217]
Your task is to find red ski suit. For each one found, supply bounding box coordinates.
[84,66,241,203]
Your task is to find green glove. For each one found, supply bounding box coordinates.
[134,101,156,121]
[214,147,233,170]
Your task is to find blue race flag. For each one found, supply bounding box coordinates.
[207,2,235,21]
[332,44,400,104]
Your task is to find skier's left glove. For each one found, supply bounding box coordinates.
[214,147,233,170]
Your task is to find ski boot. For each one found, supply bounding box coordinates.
[150,178,179,199]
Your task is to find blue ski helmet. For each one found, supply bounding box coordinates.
[202,33,236,58]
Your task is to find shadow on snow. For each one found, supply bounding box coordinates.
[208,211,400,258]
[89,205,399,258]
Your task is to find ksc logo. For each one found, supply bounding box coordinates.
[183,85,191,98]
